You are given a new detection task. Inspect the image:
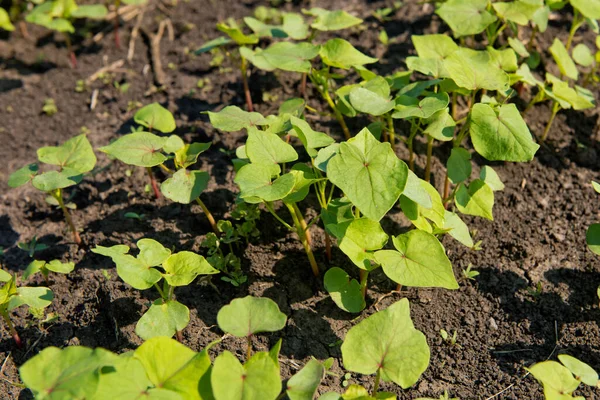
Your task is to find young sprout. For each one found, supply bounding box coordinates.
[23,259,75,285]
[25,0,108,67]
[462,264,480,281]
[92,239,218,341]
[18,236,49,258]
[440,329,461,348]
[8,134,97,246]
[527,354,599,398]
[42,98,58,116]
[0,270,53,348]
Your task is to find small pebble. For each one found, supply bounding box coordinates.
[489,317,498,331]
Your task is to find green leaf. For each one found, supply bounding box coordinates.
[424,109,455,141]
[162,251,218,286]
[45,260,75,274]
[508,37,530,57]
[282,12,309,40]
[287,358,330,400]
[70,4,108,19]
[586,224,600,255]
[443,210,474,248]
[290,116,335,157]
[256,42,320,73]
[492,0,543,25]
[8,286,53,310]
[137,239,171,267]
[323,267,365,313]
[349,87,395,116]
[235,164,295,203]
[206,106,267,132]
[94,356,183,400]
[436,0,497,37]
[470,103,539,162]
[315,144,340,172]
[217,295,287,337]
[282,166,318,204]
[91,244,130,259]
[37,134,96,173]
[571,0,600,19]
[402,170,432,209]
[279,98,306,117]
[100,132,167,167]
[593,181,600,194]
[20,347,118,400]
[375,230,458,289]
[393,93,449,120]
[195,36,231,54]
[444,48,509,91]
[47,18,74,33]
[112,254,163,290]
[212,351,281,400]
[400,179,445,232]
[8,163,39,188]
[558,354,599,387]
[134,336,213,399]
[31,169,83,192]
[305,8,362,31]
[217,22,258,45]
[549,39,578,80]
[23,260,45,280]
[341,298,430,388]
[320,39,378,70]
[246,127,298,166]
[526,361,581,397]
[134,103,176,133]
[480,166,504,191]
[161,169,209,204]
[174,142,211,169]
[487,47,518,72]
[447,148,471,184]
[243,17,288,38]
[136,299,190,340]
[572,43,594,67]
[327,128,408,221]
[412,34,458,60]
[0,270,11,283]
[0,8,15,31]
[337,218,389,270]
[547,76,595,110]
[455,179,494,220]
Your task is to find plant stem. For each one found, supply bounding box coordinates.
[175,330,183,342]
[424,136,434,182]
[65,34,76,68]
[195,198,219,234]
[1,309,21,348]
[395,283,402,292]
[114,0,121,49]
[359,269,369,299]
[240,56,254,112]
[146,167,161,199]
[540,101,560,143]
[442,172,451,207]
[322,88,351,140]
[265,202,294,231]
[153,283,166,299]
[300,72,308,99]
[325,233,331,262]
[53,189,82,246]
[373,368,381,394]
[286,202,319,277]
[407,123,418,171]
[451,92,457,120]
[527,26,538,52]
[386,113,395,146]
[566,10,581,51]
[247,336,252,361]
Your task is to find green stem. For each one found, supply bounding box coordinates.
[1,308,21,348]
[286,202,319,277]
[322,88,351,140]
[386,113,395,146]
[241,56,254,112]
[425,136,434,182]
[451,92,457,121]
[53,189,82,246]
[540,101,560,143]
[247,336,252,361]
[153,283,166,300]
[527,26,538,52]
[373,368,381,394]
[265,202,294,231]
[566,10,582,51]
[65,34,76,68]
[489,22,507,46]
[195,198,218,234]
[407,123,418,171]
[359,269,369,299]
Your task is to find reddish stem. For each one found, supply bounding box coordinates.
[146,167,161,199]
[325,233,332,263]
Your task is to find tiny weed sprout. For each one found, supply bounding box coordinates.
[23,259,75,285]
[440,329,461,349]
[462,264,479,281]
[9,134,97,246]
[123,211,145,220]
[0,270,53,348]
[92,239,218,341]
[18,236,49,258]
[25,0,108,67]
[42,98,57,116]
[527,354,599,399]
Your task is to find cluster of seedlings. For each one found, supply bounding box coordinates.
[3,0,600,398]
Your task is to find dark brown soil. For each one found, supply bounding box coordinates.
[1,0,599,399]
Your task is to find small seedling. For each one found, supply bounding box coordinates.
[92,239,218,340]
[440,329,461,348]
[23,259,75,284]
[9,134,97,246]
[528,354,599,399]
[462,264,479,281]
[18,236,49,258]
[0,270,53,348]
[124,212,145,220]
[42,98,57,116]
[527,281,543,300]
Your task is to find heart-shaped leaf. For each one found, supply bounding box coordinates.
[305,8,362,31]
[8,163,39,188]
[436,0,497,37]
[31,169,83,192]
[320,39,377,70]
[393,92,449,120]
[327,128,408,221]
[341,298,430,389]
[100,132,167,167]
[217,296,287,338]
[455,179,494,220]
[336,218,389,270]
[246,127,298,166]
[206,106,267,132]
[290,116,335,157]
[161,169,209,204]
[526,361,581,397]
[444,48,509,91]
[447,148,471,184]
[492,0,543,25]
[287,358,332,400]
[570,0,600,19]
[349,87,395,116]
[549,38,578,80]
[375,230,458,289]
[136,299,190,340]
[8,286,53,310]
[37,134,96,173]
[137,239,171,267]
[162,251,218,287]
[557,354,599,387]
[324,267,365,313]
[45,260,75,274]
[235,163,296,203]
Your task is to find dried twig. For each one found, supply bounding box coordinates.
[141,20,170,87]
[85,59,125,85]
[90,89,99,110]
[127,6,147,62]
